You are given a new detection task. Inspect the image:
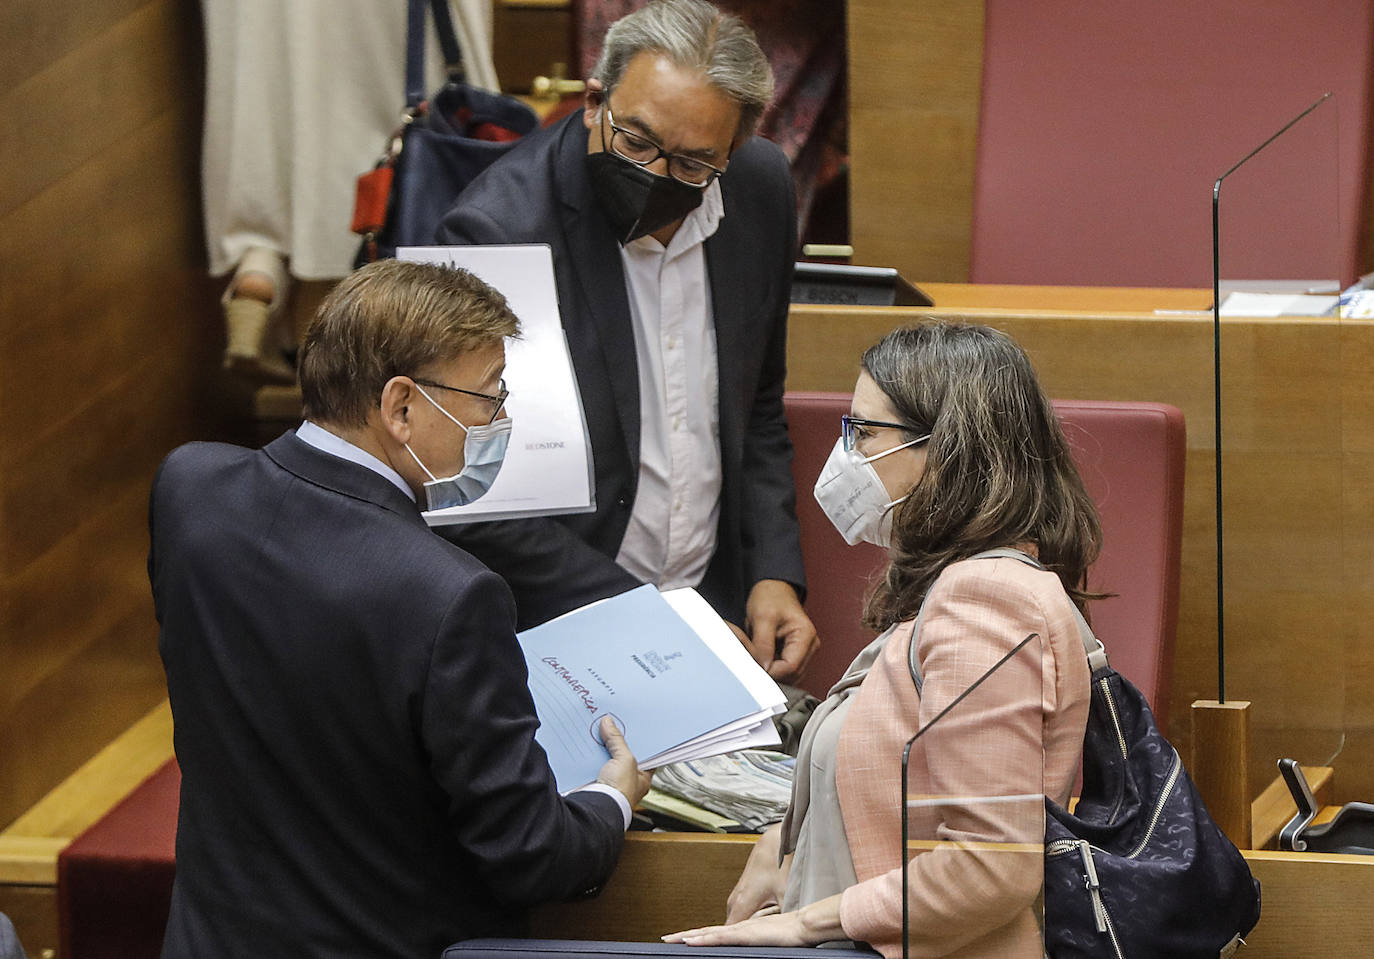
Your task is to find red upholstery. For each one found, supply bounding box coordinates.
[784,393,890,700]
[57,759,179,959]
[786,393,1185,732]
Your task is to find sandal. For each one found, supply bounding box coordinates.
[222,247,296,384]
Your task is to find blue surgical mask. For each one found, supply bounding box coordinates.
[404,384,512,511]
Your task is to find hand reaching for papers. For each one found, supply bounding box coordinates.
[742,580,819,681]
[595,716,652,807]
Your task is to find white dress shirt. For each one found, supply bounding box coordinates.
[294,420,632,828]
[296,420,415,501]
[613,180,725,592]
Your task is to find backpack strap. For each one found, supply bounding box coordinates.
[406,0,467,107]
[405,0,427,108]
[907,548,1109,692]
[430,0,466,80]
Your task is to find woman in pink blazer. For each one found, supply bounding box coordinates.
[667,322,1101,957]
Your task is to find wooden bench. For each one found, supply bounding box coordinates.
[4,700,1374,958]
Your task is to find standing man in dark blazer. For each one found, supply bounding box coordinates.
[150,260,650,959]
[436,0,818,682]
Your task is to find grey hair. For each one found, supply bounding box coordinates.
[590,0,774,141]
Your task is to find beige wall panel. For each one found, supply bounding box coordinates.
[0,0,214,827]
[0,363,191,822]
[1,484,154,714]
[0,0,146,91]
[0,114,204,415]
[0,604,164,829]
[1341,326,1374,452]
[2,350,198,571]
[0,2,184,216]
[1330,727,1374,802]
[848,0,984,281]
[0,451,171,826]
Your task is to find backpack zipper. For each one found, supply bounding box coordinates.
[1101,677,1129,822]
[1124,747,1182,859]
[1045,750,1182,957]
[1045,839,1126,958]
[1101,677,1129,759]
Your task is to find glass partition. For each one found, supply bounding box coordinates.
[1212,92,1347,812]
[902,631,1046,957]
[1215,93,1344,311]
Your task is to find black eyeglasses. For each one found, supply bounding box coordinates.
[841,414,927,452]
[602,103,727,188]
[413,377,509,425]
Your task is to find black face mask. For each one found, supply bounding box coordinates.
[585,151,706,244]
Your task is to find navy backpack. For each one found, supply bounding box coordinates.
[910,550,1261,958]
[352,0,538,265]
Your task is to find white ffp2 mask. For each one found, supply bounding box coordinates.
[813,435,926,548]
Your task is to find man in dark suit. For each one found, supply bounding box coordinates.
[150,260,650,959]
[436,0,818,681]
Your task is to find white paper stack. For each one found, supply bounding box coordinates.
[517,584,786,792]
[1219,291,1338,317]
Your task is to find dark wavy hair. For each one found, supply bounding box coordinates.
[861,322,1103,631]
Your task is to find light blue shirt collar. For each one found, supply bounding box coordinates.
[295,420,415,502]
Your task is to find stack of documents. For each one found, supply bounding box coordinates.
[650,750,795,832]
[1341,289,1374,318]
[518,584,787,793]
[1218,291,1338,317]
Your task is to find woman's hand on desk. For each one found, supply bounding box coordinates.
[664,894,844,947]
[724,822,789,923]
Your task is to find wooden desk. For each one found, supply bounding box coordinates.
[526,832,1374,958]
[5,698,1374,959]
[531,833,755,941]
[915,283,1210,313]
[784,291,1373,806]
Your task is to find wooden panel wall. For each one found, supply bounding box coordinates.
[786,304,1374,805]
[0,0,220,828]
[847,0,984,282]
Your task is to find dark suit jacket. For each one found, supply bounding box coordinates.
[149,432,624,959]
[435,113,806,630]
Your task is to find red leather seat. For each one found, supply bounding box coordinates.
[786,393,1185,732]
